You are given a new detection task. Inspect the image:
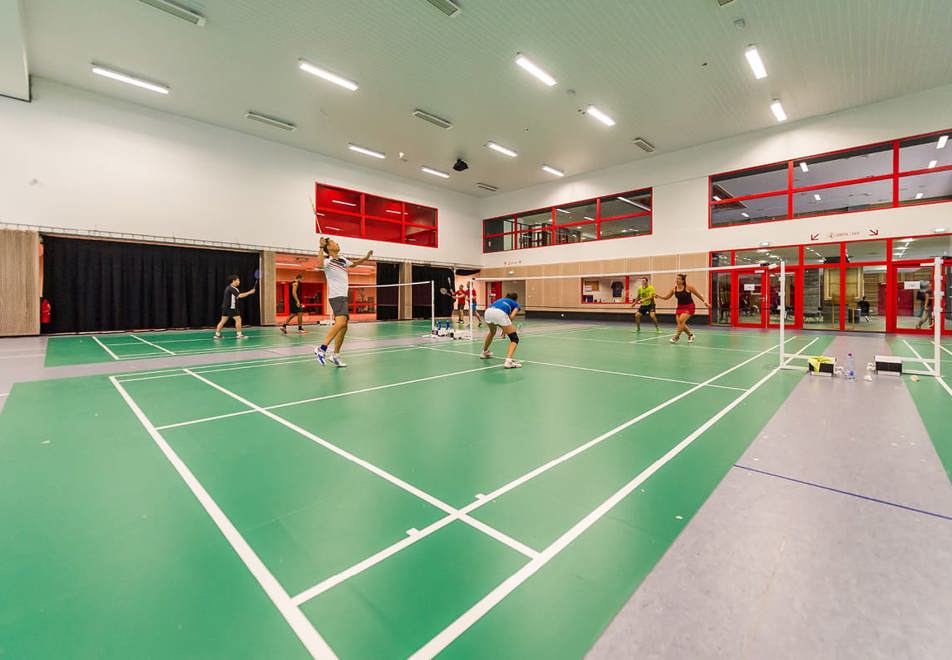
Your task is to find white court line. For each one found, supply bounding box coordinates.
[157,361,506,430]
[91,336,120,360]
[410,337,820,659]
[423,346,746,392]
[533,333,766,354]
[182,369,539,560]
[0,392,9,397]
[109,376,337,659]
[127,333,176,355]
[291,335,809,606]
[629,333,674,344]
[903,340,952,398]
[0,353,45,359]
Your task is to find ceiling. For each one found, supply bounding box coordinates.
[15,0,952,197]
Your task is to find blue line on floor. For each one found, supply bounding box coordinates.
[733,464,952,522]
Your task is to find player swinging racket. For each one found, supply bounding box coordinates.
[480,292,522,369]
[655,273,708,343]
[214,274,256,339]
[280,273,307,334]
[632,276,661,333]
[314,237,373,367]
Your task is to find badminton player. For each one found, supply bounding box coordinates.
[454,284,468,324]
[655,273,708,343]
[632,276,660,333]
[481,292,522,369]
[314,237,373,367]
[214,274,256,339]
[280,273,306,334]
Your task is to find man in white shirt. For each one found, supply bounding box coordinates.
[314,237,373,367]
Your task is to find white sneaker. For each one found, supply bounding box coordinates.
[236,333,247,339]
[480,350,493,359]
[330,355,347,368]
[670,337,679,343]
[504,359,522,369]
[688,334,695,343]
[314,346,326,365]
[213,333,222,339]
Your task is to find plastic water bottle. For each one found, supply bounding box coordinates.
[846,353,856,381]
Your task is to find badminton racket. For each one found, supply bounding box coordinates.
[253,268,261,294]
[309,196,323,235]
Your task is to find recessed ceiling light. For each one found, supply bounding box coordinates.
[937,135,948,149]
[617,196,651,211]
[741,212,750,218]
[770,100,787,122]
[411,109,452,129]
[583,216,595,221]
[298,59,358,91]
[421,166,450,178]
[424,0,461,17]
[331,199,357,207]
[347,143,386,159]
[556,208,570,214]
[476,182,498,192]
[138,0,205,26]
[744,45,768,79]
[915,192,924,199]
[903,238,914,243]
[585,106,616,126]
[814,193,822,201]
[799,162,809,172]
[935,227,947,233]
[760,241,770,247]
[486,141,518,157]
[515,53,557,86]
[385,209,403,215]
[928,159,938,168]
[633,137,655,152]
[712,195,722,201]
[325,226,342,231]
[245,111,295,131]
[91,64,169,94]
[542,164,564,177]
[757,248,769,253]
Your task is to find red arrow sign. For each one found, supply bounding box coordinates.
[868,229,879,236]
[810,233,820,241]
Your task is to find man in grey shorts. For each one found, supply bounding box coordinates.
[314,237,373,367]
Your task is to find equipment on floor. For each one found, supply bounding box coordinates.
[874,355,903,376]
[808,355,835,376]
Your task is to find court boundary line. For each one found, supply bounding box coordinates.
[181,368,539,560]
[127,333,176,355]
[410,337,820,658]
[902,339,952,397]
[290,336,812,606]
[91,336,120,360]
[109,376,337,659]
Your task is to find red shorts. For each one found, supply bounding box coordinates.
[676,304,696,316]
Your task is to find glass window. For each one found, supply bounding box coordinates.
[484,233,515,253]
[898,170,952,205]
[845,265,886,332]
[844,239,886,263]
[735,246,800,266]
[899,133,952,172]
[405,203,437,227]
[802,267,840,330]
[582,277,628,303]
[364,218,403,243]
[711,251,731,267]
[599,215,651,239]
[404,226,437,247]
[319,211,362,238]
[793,143,893,188]
[315,185,360,211]
[712,163,788,200]
[364,195,402,219]
[893,235,952,261]
[711,272,732,325]
[792,179,892,218]
[556,223,597,244]
[554,200,597,224]
[516,209,552,230]
[484,216,516,235]
[517,228,553,249]
[711,194,788,227]
[599,190,651,219]
[804,242,842,264]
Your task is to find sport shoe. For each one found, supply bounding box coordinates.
[236,333,247,339]
[688,334,695,343]
[670,337,679,343]
[213,333,222,339]
[634,327,641,333]
[279,326,287,334]
[480,350,493,359]
[296,328,307,334]
[504,359,522,369]
[330,355,347,368]
[656,328,663,334]
[314,346,326,365]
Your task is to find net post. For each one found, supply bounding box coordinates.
[431,280,435,332]
[468,280,475,339]
[779,260,786,368]
[934,256,942,378]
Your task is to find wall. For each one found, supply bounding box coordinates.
[479,82,952,267]
[0,79,482,266]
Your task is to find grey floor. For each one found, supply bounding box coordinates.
[589,335,952,660]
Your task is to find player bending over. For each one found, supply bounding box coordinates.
[480,292,522,369]
[314,237,373,367]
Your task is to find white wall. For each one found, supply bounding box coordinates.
[0,79,482,265]
[480,83,952,267]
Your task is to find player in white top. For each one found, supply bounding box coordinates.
[314,237,373,367]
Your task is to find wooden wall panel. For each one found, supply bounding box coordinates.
[0,230,40,336]
[260,251,276,325]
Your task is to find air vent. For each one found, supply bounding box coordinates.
[138,0,205,26]
[424,0,461,17]
[476,183,498,192]
[714,0,735,6]
[412,109,453,129]
[632,137,655,153]
[245,112,296,131]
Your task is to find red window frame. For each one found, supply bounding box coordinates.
[314,183,438,248]
[709,127,952,229]
[482,188,652,253]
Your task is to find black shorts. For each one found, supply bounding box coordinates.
[291,303,305,313]
[221,307,239,319]
[329,296,349,317]
[457,302,466,311]
[637,303,656,315]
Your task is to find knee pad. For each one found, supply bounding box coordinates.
[507,332,519,344]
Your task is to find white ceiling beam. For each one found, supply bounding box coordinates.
[0,0,29,101]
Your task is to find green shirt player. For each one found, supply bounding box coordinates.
[632,276,661,333]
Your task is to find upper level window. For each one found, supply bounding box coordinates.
[315,183,437,247]
[711,128,952,228]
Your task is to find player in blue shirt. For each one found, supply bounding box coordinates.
[481,292,522,369]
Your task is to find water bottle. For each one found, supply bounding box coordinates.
[846,353,856,381]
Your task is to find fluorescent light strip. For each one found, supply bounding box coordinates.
[744,46,768,79]
[541,165,564,177]
[938,135,948,149]
[245,112,295,131]
[770,100,787,122]
[476,182,498,192]
[583,216,595,221]
[515,54,557,86]
[617,196,650,211]
[385,209,403,214]
[421,166,450,178]
[712,195,722,201]
[138,0,205,26]
[556,208,570,214]
[915,192,924,199]
[325,226,342,231]
[332,199,357,207]
[486,141,518,157]
[275,262,303,267]
[813,194,822,201]
[91,65,169,94]
[348,143,386,159]
[928,159,938,168]
[298,59,358,91]
[741,212,750,218]
[585,106,616,127]
[799,162,809,172]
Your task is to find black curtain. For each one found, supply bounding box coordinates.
[375,262,400,321]
[42,236,260,333]
[412,265,454,318]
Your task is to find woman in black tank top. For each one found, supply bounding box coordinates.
[656,273,709,344]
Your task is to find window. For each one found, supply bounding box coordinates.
[314,183,437,247]
[710,128,952,227]
[483,188,652,252]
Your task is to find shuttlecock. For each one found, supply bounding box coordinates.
[864,374,873,382]
[911,375,920,382]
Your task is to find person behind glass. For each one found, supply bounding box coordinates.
[214,274,256,339]
[280,273,306,334]
[314,237,373,367]
[655,273,708,344]
[916,283,934,329]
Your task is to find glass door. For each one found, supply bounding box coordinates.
[711,271,733,326]
[801,267,841,330]
[893,264,936,333]
[768,270,799,328]
[734,270,766,328]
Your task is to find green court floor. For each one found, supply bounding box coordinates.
[2,325,834,658]
[43,320,437,367]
